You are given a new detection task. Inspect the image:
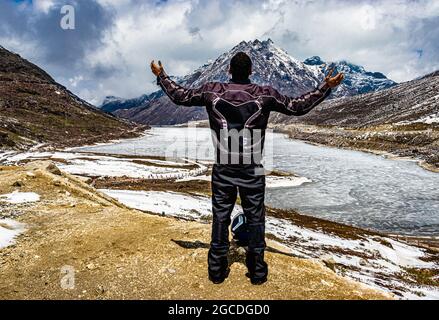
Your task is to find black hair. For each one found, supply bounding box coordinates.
[230,52,252,81]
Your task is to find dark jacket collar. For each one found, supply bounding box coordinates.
[230,78,251,84]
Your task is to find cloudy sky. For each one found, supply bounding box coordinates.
[1,0,439,105]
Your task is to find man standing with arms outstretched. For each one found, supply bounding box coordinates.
[151,51,343,285]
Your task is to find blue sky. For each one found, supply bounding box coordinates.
[1,0,439,104]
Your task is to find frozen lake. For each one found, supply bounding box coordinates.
[74,127,439,236]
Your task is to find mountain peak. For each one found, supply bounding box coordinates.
[264,38,274,45]
[181,38,319,95]
[251,38,274,46]
[303,55,396,95]
[233,39,276,52]
[102,95,124,105]
[303,56,325,66]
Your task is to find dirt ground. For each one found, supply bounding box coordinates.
[0,161,391,300]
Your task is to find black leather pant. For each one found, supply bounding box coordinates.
[208,164,268,281]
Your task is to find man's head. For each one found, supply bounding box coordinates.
[229,52,252,81]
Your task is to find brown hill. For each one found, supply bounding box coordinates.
[0,46,144,150]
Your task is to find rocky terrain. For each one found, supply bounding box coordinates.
[102,39,395,125]
[271,71,439,170]
[0,161,392,300]
[0,46,145,151]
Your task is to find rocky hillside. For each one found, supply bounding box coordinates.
[271,70,439,127]
[102,39,395,125]
[0,46,144,150]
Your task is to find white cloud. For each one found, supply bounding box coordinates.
[69,75,84,88]
[33,0,56,13]
[3,0,439,104]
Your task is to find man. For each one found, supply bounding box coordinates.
[151,51,343,285]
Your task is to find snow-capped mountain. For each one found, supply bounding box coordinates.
[102,94,147,113]
[101,90,165,114]
[303,56,396,98]
[177,39,321,97]
[102,39,396,125]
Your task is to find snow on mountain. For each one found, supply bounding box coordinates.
[102,96,126,105]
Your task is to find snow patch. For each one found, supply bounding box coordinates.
[0,219,26,249]
[266,217,433,269]
[99,189,241,220]
[265,216,438,299]
[3,151,208,180]
[418,113,439,124]
[0,191,40,204]
[0,151,16,163]
[266,176,311,188]
[58,159,188,178]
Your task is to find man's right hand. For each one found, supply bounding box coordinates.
[150,60,164,77]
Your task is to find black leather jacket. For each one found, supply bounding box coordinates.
[157,72,331,165]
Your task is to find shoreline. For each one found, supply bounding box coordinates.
[301,138,438,174]
[64,129,153,152]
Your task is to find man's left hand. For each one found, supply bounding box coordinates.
[324,67,344,88]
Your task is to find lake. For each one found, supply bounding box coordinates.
[74,127,439,236]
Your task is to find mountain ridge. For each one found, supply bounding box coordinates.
[303,56,396,97]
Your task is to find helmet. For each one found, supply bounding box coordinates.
[231,213,250,247]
